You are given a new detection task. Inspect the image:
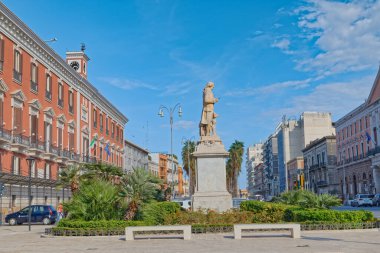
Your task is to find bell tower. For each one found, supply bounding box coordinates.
[66,43,90,79]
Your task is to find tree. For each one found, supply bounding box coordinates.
[120,168,162,220]
[57,166,82,194]
[64,179,124,220]
[273,190,341,209]
[226,140,244,197]
[82,163,123,183]
[181,140,196,195]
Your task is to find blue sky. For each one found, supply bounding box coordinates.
[4,0,380,188]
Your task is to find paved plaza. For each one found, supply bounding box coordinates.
[0,225,379,253]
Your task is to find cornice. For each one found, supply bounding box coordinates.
[0,3,128,126]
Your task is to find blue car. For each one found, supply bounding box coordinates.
[5,205,57,226]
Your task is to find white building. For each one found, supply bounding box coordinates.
[123,140,149,173]
[246,143,263,196]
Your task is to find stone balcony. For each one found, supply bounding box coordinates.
[0,128,11,145]
[11,133,30,153]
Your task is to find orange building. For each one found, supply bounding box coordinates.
[158,154,168,182]
[0,3,128,216]
[177,166,184,196]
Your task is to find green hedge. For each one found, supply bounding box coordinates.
[284,209,375,223]
[141,201,181,225]
[57,219,147,229]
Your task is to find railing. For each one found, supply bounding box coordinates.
[13,69,22,82]
[29,140,44,151]
[12,133,30,146]
[0,128,12,141]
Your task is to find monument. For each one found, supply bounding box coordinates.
[192,81,232,212]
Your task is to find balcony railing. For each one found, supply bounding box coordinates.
[30,80,38,92]
[12,133,30,146]
[29,140,44,151]
[13,69,22,83]
[0,128,12,141]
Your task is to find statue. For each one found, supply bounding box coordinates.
[200,81,219,137]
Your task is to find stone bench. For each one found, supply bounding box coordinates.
[234,223,301,239]
[125,225,191,241]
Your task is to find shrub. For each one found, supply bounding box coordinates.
[141,201,181,225]
[64,179,126,221]
[240,200,297,223]
[163,209,255,225]
[57,219,147,228]
[284,209,374,223]
[273,190,341,209]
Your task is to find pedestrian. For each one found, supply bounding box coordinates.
[57,203,64,222]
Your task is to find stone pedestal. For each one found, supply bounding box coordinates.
[191,138,232,212]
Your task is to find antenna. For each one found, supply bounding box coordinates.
[81,43,86,52]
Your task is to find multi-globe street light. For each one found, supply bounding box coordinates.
[158,103,182,199]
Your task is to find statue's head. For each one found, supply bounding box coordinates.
[206,81,214,88]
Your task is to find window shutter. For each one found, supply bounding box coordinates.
[36,65,39,85]
[30,63,33,81]
[11,156,14,173]
[19,52,23,74]
[0,39,4,62]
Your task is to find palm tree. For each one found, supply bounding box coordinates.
[226,140,244,197]
[57,166,82,194]
[82,163,123,183]
[120,168,161,220]
[181,140,196,195]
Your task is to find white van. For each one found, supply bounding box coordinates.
[172,199,192,210]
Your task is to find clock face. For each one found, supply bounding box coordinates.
[70,61,80,71]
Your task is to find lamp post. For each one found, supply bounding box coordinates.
[26,157,35,232]
[158,103,182,200]
[181,136,195,197]
[342,152,347,205]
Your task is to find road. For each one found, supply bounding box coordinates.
[332,206,380,218]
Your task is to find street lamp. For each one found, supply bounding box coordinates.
[181,136,195,197]
[26,157,35,232]
[342,152,347,205]
[158,103,182,200]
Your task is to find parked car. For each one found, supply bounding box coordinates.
[372,194,380,207]
[351,194,374,207]
[172,199,191,210]
[5,205,57,226]
[232,198,247,209]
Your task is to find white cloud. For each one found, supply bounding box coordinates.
[160,81,192,96]
[99,77,158,90]
[271,75,374,120]
[271,38,291,51]
[225,77,313,97]
[295,0,380,75]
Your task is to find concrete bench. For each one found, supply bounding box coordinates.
[125,225,191,241]
[234,224,301,239]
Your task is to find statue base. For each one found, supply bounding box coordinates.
[191,141,232,212]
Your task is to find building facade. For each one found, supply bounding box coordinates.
[253,163,265,196]
[246,143,263,196]
[0,3,127,218]
[278,112,335,192]
[335,68,380,199]
[262,133,279,197]
[303,136,338,194]
[148,158,159,177]
[123,140,148,173]
[286,157,304,191]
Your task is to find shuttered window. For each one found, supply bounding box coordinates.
[0,38,4,71]
[99,114,103,132]
[93,109,97,128]
[106,117,109,135]
[13,50,22,82]
[12,156,20,175]
[0,99,3,128]
[13,107,22,135]
[45,74,52,100]
[69,132,74,151]
[30,63,38,92]
[30,115,38,144]
[58,83,64,107]
[58,127,63,150]
[69,90,74,114]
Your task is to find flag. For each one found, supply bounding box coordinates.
[365,132,375,144]
[89,135,98,150]
[105,143,111,157]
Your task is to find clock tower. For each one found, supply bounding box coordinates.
[66,44,90,79]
